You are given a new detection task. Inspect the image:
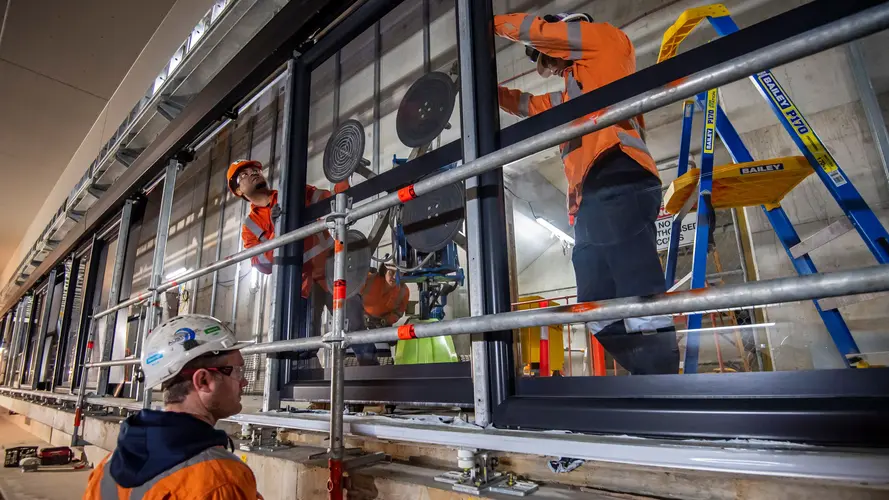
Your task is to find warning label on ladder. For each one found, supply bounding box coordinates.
[656,204,696,252]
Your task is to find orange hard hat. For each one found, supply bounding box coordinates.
[227,159,262,196]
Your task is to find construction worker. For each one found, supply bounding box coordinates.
[495,13,679,375]
[227,160,371,361]
[362,263,410,329]
[84,315,262,499]
[227,159,346,298]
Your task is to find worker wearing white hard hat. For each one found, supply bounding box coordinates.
[84,315,263,499]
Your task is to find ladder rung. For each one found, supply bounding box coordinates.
[789,217,854,259]
[818,291,889,311]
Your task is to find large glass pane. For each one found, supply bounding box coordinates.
[293,0,471,387]
[36,279,64,387]
[88,240,117,388]
[61,253,90,387]
[21,291,44,386]
[492,2,889,382]
[174,76,286,399]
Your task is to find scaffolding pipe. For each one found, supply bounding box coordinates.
[71,317,97,447]
[88,0,889,329]
[233,264,889,356]
[86,358,139,368]
[327,192,348,500]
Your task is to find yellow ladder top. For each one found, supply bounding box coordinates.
[658,4,731,63]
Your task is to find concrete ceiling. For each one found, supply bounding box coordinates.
[0,0,177,273]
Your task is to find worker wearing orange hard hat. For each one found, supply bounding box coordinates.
[494,13,678,375]
[226,159,347,299]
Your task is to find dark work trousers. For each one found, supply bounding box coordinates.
[571,150,679,375]
[323,292,378,366]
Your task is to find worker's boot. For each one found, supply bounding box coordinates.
[592,321,680,375]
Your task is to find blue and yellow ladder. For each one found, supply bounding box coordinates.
[659,5,888,373]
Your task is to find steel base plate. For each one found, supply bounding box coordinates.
[401,182,464,253]
[396,72,457,148]
[434,471,537,496]
[325,229,371,298]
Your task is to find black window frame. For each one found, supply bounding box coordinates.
[276,0,889,445]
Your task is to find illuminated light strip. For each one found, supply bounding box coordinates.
[676,322,775,334]
[536,218,575,245]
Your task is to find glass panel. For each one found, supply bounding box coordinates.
[61,254,90,387]
[21,292,45,386]
[128,187,163,295]
[192,126,232,317]
[11,298,33,385]
[88,240,117,388]
[37,280,65,386]
[175,77,286,398]
[294,0,470,382]
[1,311,15,384]
[491,5,889,381]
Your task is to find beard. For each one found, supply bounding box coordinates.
[255,180,268,191]
[206,386,242,420]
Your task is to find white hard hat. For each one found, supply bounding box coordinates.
[141,314,243,389]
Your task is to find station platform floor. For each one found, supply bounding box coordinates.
[0,414,91,499]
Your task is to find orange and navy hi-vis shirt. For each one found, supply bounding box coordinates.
[83,409,263,500]
[241,183,348,299]
[360,273,410,326]
[494,14,659,224]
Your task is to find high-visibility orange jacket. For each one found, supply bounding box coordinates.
[361,273,409,326]
[241,183,347,298]
[83,410,262,499]
[494,14,658,223]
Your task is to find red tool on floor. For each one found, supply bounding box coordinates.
[17,446,88,472]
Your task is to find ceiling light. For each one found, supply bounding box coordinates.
[165,268,191,281]
[535,217,575,245]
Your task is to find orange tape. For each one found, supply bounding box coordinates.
[397,185,416,202]
[397,324,416,340]
[333,280,346,310]
[73,408,82,427]
[569,302,599,313]
[334,240,344,253]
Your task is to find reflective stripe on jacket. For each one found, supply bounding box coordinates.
[85,446,262,500]
[494,13,659,222]
[241,183,348,298]
[360,273,410,326]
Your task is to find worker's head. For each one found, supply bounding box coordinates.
[378,262,397,287]
[141,315,247,422]
[526,13,593,78]
[227,159,268,201]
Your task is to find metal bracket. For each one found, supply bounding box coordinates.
[790,217,855,259]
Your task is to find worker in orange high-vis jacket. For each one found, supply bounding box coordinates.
[227,159,347,298]
[495,13,679,375]
[84,315,262,499]
[227,160,372,361]
[362,263,410,329]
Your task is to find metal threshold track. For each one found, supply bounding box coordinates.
[224,411,889,484]
[3,385,889,483]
